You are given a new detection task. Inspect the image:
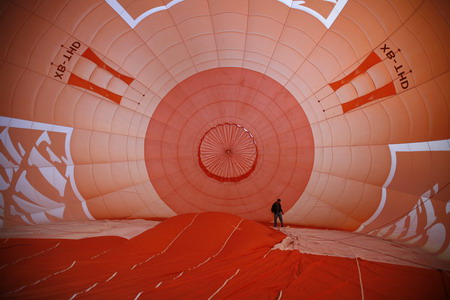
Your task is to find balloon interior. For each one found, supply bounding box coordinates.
[0,0,449,298]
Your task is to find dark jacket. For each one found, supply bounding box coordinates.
[271,202,283,214]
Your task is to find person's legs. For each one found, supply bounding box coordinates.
[274,213,283,228]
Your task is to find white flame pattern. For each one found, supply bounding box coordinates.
[0,117,93,227]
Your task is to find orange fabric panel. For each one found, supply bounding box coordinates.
[145,68,314,221]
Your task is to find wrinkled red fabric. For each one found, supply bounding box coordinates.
[1,212,448,299]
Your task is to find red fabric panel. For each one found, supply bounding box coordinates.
[0,238,59,266]
[329,51,382,91]
[283,254,362,299]
[67,73,122,104]
[341,81,397,113]
[1,212,447,299]
[0,236,126,296]
[359,259,449,299]
[81,48,134,85]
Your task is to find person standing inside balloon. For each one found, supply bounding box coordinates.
[271,199,284,228]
